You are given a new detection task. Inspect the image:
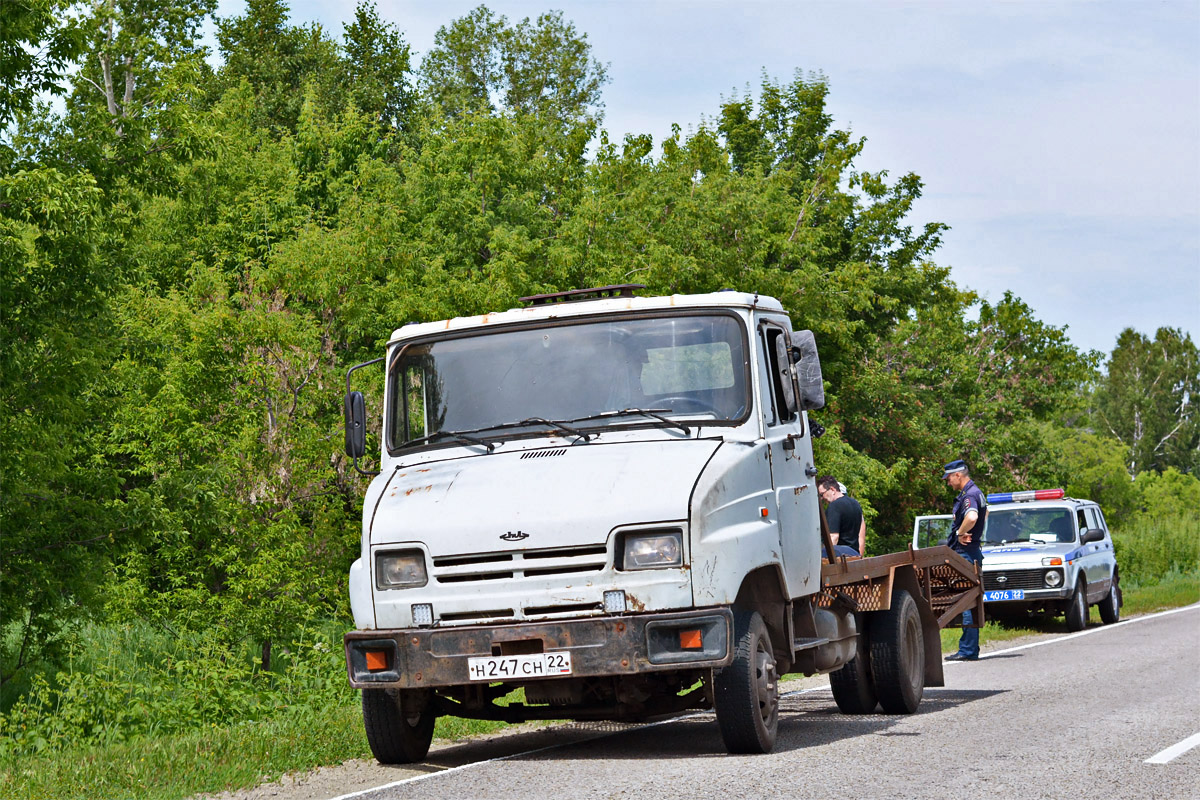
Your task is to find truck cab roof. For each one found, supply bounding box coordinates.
[388,290,786,345]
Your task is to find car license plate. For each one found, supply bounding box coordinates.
[466,652,572,681]
[984,589,1025,601]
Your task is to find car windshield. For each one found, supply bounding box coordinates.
[983,508,1077,545]
[387,313,749,450]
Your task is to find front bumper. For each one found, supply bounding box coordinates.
[345,608,733,689]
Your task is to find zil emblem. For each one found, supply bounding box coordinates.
[500,531,529,542]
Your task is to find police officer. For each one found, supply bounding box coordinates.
[943,459,987,661]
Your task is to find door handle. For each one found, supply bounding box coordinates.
[804,465,818,477]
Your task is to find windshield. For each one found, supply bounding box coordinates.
[387,313,749,450]
[983,508,1077,545]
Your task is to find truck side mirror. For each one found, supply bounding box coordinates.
[789,330,825,411]
[344,390,367,459]
[1081,528,1105,544]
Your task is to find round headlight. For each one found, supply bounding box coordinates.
[1044,569,1063,588]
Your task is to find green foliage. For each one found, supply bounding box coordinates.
[0,0,83,139]
[0,622,350,757]
[1094,326,1200,476]
[1111,513,1199,587]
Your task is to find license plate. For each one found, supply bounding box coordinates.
[466,652,572,681]
[984,589,1025,601]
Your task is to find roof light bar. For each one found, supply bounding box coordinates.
[987,488,1066,504]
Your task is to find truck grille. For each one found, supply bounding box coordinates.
[432,544,607,584]
[984,569,1050,591]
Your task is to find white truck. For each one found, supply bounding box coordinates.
[341,286,982,760]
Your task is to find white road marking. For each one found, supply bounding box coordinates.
[1145,731,1200,764]
[967,602,1200,661]
[330,603,1199,799]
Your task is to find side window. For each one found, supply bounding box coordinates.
[761,324,794,424]
[1076,508,1088,535]
[1094,508,1109,536]
[756,328,778,427]
[1085,507,1102,533]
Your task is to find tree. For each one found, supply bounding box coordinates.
[0,166,118,687]
[419,5,608,139]
[0,0,83,141]
[1095,327,1199,476]
[341,2,413,130]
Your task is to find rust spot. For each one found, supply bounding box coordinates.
[615,622,625,633]
[621,659,629,668]
[411,637,419,645]
[415,672,422,681]
[404,485,434,496]
[625,594,647,612]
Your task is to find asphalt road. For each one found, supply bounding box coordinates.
[320,606,1199,800]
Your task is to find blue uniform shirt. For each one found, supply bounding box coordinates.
[948,479,987,562]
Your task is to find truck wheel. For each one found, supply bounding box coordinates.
[714,610,778,754]
[830,649,878,714]
[869,589,924,714]
[1065,579,1088,632]
[362,688,436,764]
[1099,575,1121,625]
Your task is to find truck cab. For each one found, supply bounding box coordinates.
[911,489,1121,631]
[343,287,978,761]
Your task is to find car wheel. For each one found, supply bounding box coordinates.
[830,641,878,714]
[1064,579,1088,632]
[1099,575,1121,625]
[362,688,436,764]
[714,610,779,753]
[870,589,925,714]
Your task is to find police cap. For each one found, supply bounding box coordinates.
[942,459,968,477]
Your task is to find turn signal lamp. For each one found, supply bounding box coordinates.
[364,650,389,671]
[1042,557,1063,566]
[987,488,1066,504]
[679,629,703,650]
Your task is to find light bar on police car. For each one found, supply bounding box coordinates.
[987,488,1065,504]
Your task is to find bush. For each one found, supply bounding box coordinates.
[1112,512,1200,587]
[0,622,353,758]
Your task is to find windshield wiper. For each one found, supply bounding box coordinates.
[518,417,593,442]
[572,408,691,436]
[401,429,499,453]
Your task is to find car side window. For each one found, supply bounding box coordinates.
[1076,508,1088,534]
[1085,507,1102,533]
[760,323,795,426]
[756,327,778,427]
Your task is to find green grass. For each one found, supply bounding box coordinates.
[0,697,525,800]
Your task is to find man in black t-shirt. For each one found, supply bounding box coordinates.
[817,475,864,555]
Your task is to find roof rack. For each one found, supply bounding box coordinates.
[519,284,646,306]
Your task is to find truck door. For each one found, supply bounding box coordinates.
[759,320,820,597]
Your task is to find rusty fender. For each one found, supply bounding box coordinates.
[345,608,734,690]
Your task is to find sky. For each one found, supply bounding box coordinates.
[210,0,1200,358]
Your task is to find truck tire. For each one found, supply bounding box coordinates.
[362,688,436,764]
[1099,574,1121,625]
[869,589,924,714]
[829,628,877,714]
[1065,579,1088,632]
[714,610,778,754]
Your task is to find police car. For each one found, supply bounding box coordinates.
[912,489,1121,631]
